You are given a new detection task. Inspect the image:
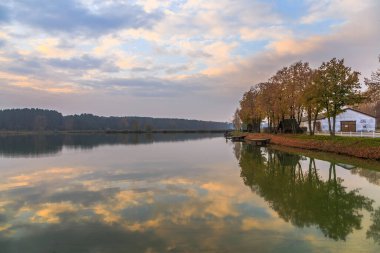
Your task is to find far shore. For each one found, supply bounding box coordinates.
[0,129,229,135]
[243,133,380,160]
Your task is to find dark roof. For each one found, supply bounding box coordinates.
[279,119,298,128]
[301,114,326,122]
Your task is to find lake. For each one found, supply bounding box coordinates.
[0,133,380,253]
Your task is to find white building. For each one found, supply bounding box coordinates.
[301,108,376,133]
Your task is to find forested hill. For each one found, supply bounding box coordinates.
[0,108,232,131]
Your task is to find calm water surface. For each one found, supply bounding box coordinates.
[0,134,380,253]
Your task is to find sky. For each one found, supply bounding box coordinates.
[0,0,379,122]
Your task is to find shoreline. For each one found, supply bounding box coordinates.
[244,133,380,160]
[0,130,228,135]
[269,145,380,170]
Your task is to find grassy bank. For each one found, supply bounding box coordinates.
[245,133,380,160]
[270,145,380,170]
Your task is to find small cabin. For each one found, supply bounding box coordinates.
[278,119,304,133]
[301,108,376,133]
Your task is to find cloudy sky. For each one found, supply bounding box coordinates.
[0,0,379,121]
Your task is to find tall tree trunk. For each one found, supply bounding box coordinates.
[312,112,318,135]
[297,106,303,126]
[332,106,337,136]
[308,117,312,135]
[269,114,272,133]
[326,104,333,136]
[327,116,332,136]
[332,115,336,136]
[307,107,312,135]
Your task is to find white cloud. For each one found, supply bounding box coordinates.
[301,0,372,24]
[239,26,292,41]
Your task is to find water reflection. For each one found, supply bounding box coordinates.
[0,136,267,252]
[0,165,233,252]
[237,143,374,241]
[0,133,222,157]
[351,168,380,186]
[0,136,380,252]
[368,207,380,244]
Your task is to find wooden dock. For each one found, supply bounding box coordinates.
[246,138,271,146]
[225,133,271,145]
[230,135,246,142]
[225,133,247,141]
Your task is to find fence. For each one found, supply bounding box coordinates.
[315,131,380,138]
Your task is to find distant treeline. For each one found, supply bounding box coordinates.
[0,108,232,131]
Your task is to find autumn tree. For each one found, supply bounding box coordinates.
[257,81,278,132]
[286,61,312,125]
[364,55,380,128]
[239,87,262,132]
[317,58,363,136]
[263,61,312,132]
[270,67,290,122]
[365,55,380,102]
[232,108,242,130]
[302,69,324,135]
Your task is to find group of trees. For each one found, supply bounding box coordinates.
[0,108,232,131]
[234,56,380,136]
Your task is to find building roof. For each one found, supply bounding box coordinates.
[347,108,376,118]
[301,108,376,122]
[301,114,326,122]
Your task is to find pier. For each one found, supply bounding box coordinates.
[225,132,271,145]
[246,138,271,146]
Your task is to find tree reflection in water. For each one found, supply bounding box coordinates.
[368,207,380,244]
[351,168,380,186]
[237,143,374,241]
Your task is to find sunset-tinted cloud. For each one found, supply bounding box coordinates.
[0,0,379,120]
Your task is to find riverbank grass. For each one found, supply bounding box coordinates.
[244,133,380,160]
[291,134,380,147]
